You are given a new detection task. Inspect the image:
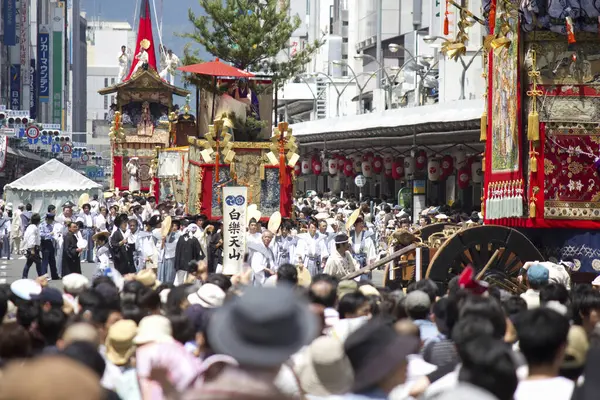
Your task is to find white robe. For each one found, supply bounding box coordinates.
[250,243,275,286]
[131,50,148,76]
[349,230,377,267]
[296,232,329,276]
[117,51,129,82]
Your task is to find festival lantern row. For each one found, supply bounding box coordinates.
[294,151,483,188]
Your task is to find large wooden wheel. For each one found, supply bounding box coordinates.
[425,225,543,294]
[416,223,447,242]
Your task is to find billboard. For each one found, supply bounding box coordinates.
[3,0,16,46]
[30,60,37,119]
[52,31,63,125]
[38,28,50,102]
[10,65,21,110]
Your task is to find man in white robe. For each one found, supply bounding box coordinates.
[349,217,377,269]
[131,47,148,77]
[296,219,329,277]
[249,231,275,286]
[117,45,129,82]
[271,222,297,267]
[159,49,180,85]
[324,234,359,280]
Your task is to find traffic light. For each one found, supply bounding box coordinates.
[5,110,31,127]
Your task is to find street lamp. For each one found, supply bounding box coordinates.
[332,60,375,114]
[354,53,395,108]
[309,72,345,117]
[423,36,483,100]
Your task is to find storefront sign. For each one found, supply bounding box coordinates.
[20,0,28,81]
[222,187,248,275]
[0,137,7,171]
[38,28,50,102]
[10,65,21,110]
[413,179,426,195]
[52,31,63,125]
[3,0,17,46]
[30,59,37,119]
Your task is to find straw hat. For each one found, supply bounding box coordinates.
[105,319,138,366]
[140,39,151,50]
[92,231,110,242]
[160,215,172,237]
[103,191,114,199]
[345,208,361,231]
[133,315,174,345]
[297,336,354,396]
[315,212,329,221]
[268,211,282,234]
[78,193,90,208]
[136,269,161,289]
[297,266,312,287]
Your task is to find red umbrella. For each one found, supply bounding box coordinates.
[178,58,255,122]
[178,58,255,78]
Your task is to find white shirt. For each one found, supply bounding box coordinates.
[94,214,107,232]
[22,224,40,250]
[117,51,129,66]
[524,261,571,290]
[521,289,541,309]
[514,377,574,400]
[250,243,275,285]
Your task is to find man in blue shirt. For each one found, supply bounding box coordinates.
[40,213,60,280]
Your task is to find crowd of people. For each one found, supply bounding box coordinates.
[0,190,598,399]
[0,250,598,399]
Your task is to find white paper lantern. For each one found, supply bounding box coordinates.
[361,160,373,177]
[471,161,483,183]
[383,154,394,171]
[352,155,362,173]
[301,159,311,175]
[404,157,416,177]
[428,159,441,182]
[454,148,467,169]
[327,159,338,176]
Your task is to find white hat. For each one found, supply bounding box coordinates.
[592,275,600,287]
[62,273,91,295]
[315,212,329,220]
[187,283,226,308]
[10,279,42,301]
[5,203,12,210]
[436,213,449,220]
[337,201,346,206]
[297,336,354,396]
[133,315,174,345]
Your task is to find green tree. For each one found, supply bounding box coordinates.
[182,0,322,91]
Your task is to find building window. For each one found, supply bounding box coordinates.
[343,21,348,26]
[343,37,348,43]
[111,78,115,85]
[110,96,115,106]
[342,54,348,60]
[104,96,108,110]
[104,78,108,87]
[104,113,108,120]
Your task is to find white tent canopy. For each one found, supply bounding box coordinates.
[4,159,102,214]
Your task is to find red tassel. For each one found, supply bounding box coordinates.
[566,17,576,44]
[444,17,449,35]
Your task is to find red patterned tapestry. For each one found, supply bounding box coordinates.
[484,0,524,223]
[543,123,600,220]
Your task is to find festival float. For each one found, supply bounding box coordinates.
[100,0,189,199]
[356,0,600,293]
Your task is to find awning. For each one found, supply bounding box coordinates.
[7,146,46,163]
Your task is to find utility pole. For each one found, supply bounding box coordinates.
[375,0,382,91]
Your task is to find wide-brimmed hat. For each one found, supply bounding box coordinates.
[207,286,318,368]
[135,269,160,288]
[133,315,174,345]
[10,279,42,301]
[344,318,420,392]
[297,336,354,396]
[187,283,226,308]
[106,319,138,366]
[92,231,110,242]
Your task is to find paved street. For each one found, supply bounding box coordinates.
[0,257,96,289]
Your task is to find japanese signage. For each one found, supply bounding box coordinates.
[30,60,37,119]
[10,65,20,110]
[0,137,7,171]
[20,0,28,82]
[222,187,248,275]
[38,28,50,102]
[52,31,63,125]
[3,0,16,46]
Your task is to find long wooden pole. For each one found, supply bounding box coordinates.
[343,244,418,280]
[476,249,501,281]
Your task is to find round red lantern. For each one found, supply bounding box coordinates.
[312,156,322,175]
[343,159,354,177]
[458,166,470,189]
[301,159,310,175]
[361,160,373,178]
[327,158,338,175]
[372,156,384,174]
[294,162,302,176]
[392,158,404,180]
[415,149,427,170]
[441,155,454,178]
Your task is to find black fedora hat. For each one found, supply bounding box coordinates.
[344,318,420,392]
[207,286,318,368]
